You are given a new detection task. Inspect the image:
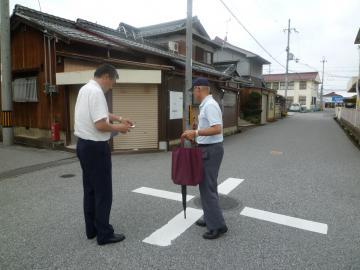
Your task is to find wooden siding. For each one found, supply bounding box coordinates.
[64,58,98,72]
[11,24,66,132]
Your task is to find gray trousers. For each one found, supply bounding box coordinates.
[199,142,226,230]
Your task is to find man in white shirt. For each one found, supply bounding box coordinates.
[75,64,132,246]
[182,77,227,240]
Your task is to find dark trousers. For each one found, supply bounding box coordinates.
[76,138,114,242]
[199,143,226,230]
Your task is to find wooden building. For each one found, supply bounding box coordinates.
[212,37,276,124]
[6,5,245,151]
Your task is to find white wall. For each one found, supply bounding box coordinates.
[270,80,318,110]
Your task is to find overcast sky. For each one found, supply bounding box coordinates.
[9,0,360,95]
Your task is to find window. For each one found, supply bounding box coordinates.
[204,51,212,65]
[299,96,306,105]
[286,97,293,107]
[12,77,38,102]
[280,82,286,90]
[266,82,271,89]
[311,97,316,105]
[288,81,294,90]
[272,82,279,90]
[195,46,213,65]
[300,81,307,90]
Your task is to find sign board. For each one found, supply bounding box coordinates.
[332,96,343,103]
[169,91,183,120]
[323,97,332,103]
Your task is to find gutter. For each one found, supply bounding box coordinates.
[56,51,175,71]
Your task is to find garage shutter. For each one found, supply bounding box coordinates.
[112,84,158,150]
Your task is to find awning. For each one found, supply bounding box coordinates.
[56,69,162,85]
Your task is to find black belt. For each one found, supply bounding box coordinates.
[78,138,109,144]
[198,142,223,147]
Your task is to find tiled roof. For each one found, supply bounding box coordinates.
[13,5,118,48]
[214,63,238,75]
[171,59,230,78]
[122,16,210,39]
[13,5,182,61]
[75,19,182,60]
[11,5,229,78]
[118,17,220,48]
[242,75,266,89]
[355,28,360,44]
[213,36,270,65]
[323,92,343,97]
[263,72,320,83]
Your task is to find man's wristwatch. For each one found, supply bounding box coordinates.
[118,116,123,123]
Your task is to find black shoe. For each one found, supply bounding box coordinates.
[202,226,228,240]
[195,219,207,227]
[87,234,96,240]
[98,233,126,246]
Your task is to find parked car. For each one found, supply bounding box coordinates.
[300,105,307,112]
[289,103,301,112]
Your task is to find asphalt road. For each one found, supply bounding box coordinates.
[1,112,360,270]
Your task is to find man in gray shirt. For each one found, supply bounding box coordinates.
[182,77,228,240]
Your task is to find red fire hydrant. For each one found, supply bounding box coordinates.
[51,122,60,141]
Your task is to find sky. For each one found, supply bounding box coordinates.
[9,0,360,96]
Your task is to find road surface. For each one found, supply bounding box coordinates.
[1,112,360,270]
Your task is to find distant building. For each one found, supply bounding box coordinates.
[323,92,343,108]
[263,72,321,110]
[212,37,276,124]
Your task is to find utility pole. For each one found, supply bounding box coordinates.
[184,0,192,133]
[283,19,297,109]
[320,57,327,111]
[356,45,360,110]
[1,0,14,145]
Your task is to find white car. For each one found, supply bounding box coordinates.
[289,103,301,112]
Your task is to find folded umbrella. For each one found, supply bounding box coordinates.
[181,185,187,218]
[171,139,204,219]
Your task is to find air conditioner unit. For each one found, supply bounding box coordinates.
[168,41,179,53]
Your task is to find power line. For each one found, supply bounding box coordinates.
[218,0,287,69]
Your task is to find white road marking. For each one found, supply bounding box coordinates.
[143,207,204,247]
[218,178,244,195]
[240,207,328,235]
[132,187,194,202]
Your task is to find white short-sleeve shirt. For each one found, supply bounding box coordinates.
[74,80,111,141]
[196,95,224,144]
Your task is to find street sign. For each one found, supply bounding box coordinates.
[332,96,343,103]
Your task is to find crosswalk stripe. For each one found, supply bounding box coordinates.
[218,178,244,195]
[240,207,328,234]
[143,207,204,246]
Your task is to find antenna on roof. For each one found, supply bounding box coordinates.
[223,17,231,47]
[37,0,47,33]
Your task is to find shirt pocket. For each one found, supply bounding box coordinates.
[197,112,207,128]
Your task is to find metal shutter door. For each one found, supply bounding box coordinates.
[112,84,158,150]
